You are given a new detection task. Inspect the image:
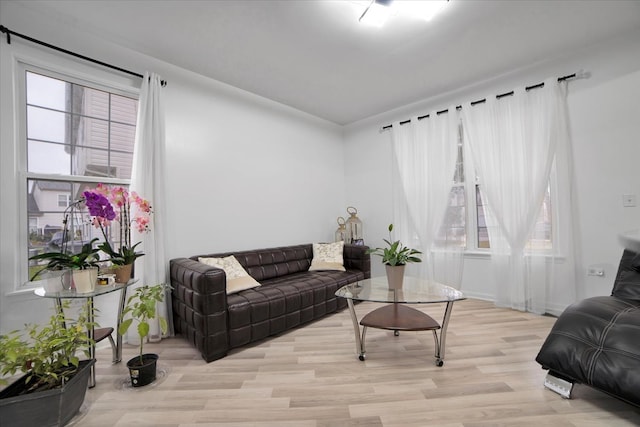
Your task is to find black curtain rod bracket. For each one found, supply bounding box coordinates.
[0,25,166,87]
[381,72,586,131]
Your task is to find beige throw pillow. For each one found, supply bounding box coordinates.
[309,241,346,271]
[198,255,261,294]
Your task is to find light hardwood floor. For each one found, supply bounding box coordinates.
[72,299,640,426]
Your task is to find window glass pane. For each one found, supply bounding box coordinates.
[436,185,466,248]
[475,185,552,250]
[71,84,109,119]
[111,94,138,125]
[27,140,71,174]
[476,186,490,249]
[110,150,133,180]
[453,139,465,184]
[438,127,466,248]
[77,116,109,149]
[27,106,67,144]
[110,122,136,151]
[526,186,553,250]
[27,179,130,262]
[26,72,66,110]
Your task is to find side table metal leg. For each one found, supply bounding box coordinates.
[347,299,366,361]
[115,286,129,363]
[87,297,96,388]
[54,298,66,329]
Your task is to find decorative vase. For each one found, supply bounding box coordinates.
[385,264,406,289]
[73,267,98,293]
[0,359,95,427]
[38,270,68,293]
[114,263,133,284]
[127,353,159,387]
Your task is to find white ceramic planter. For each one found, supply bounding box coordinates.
[73,268,98,293]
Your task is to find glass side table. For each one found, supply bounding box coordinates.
[34,279,138,388]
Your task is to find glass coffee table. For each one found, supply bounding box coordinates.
[335,276,465,366]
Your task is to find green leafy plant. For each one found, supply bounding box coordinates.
[28,238,100,280]
[366,224,422,266]
[118,284,170,365]
[0,302,93,393]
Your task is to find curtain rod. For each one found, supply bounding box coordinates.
[0,25,167,87]
[381,71,588,131]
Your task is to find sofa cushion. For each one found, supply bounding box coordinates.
[198,255,261,294]
[309,241,346,271]
[226,269,364,346]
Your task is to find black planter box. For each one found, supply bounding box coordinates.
[0,359,95,427]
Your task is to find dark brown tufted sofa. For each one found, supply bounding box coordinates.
[170,243,370,362]
[536,249,640,406]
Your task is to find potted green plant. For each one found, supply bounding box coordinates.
[29,238,101,293]
[366,224,422,289]
[118,283,169,387]
[0,302,95,426]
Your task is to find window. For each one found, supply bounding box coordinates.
[25,68,138,280]
[438,125,553,251]
[436,127,466,247]
[57,194,71,207]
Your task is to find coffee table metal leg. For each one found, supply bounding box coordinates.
[433,301,455,366]
[346,299,366,361]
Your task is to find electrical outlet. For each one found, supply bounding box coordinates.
[587,267,604,277]
[623,194,637,207]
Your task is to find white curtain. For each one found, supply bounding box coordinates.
[130,72,170,341]
[462,78,574,313]
[390,108,464,288]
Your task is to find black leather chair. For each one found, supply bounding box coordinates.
[536,250,640,407]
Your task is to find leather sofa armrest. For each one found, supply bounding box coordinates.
[170,257,229,362]
[344,244,371,279]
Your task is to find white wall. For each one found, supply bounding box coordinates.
[344,28,640,312]
[0,2,345,334]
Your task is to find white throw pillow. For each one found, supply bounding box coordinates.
[309,241,346,271]
[198,255,261,294]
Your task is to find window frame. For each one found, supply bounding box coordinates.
[16,61,138,290]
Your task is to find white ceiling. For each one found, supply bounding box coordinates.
[12,0,640,125]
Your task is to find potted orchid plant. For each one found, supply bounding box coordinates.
[83,184,152,283]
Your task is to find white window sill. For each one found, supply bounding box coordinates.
[463,250,566,262]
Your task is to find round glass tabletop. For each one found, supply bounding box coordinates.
[336,276,465,304]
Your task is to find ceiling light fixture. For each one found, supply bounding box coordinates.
[358,0,449,27]
[359,0,394,27]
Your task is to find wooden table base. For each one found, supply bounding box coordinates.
[347,300,455,366]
